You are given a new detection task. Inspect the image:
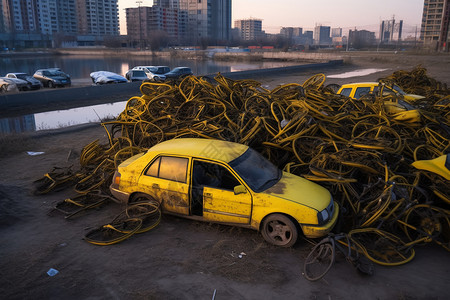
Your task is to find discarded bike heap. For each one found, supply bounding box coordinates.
[36,66,449,266]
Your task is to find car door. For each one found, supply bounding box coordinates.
[191,159,252,224]
[138,155,190,215]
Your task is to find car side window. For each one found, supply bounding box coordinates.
[339,88,352,97]
[381,87,396,96]
[145,157,161,177]
[145,156,188,183]
[354,87,371,99]
[193,161,241,191]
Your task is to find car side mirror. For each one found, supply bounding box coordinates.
[234,185,247,195]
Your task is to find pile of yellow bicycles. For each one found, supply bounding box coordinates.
[35,67,449,259]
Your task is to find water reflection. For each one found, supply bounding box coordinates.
[34,101,127,130]
[0,54,299,81]
[0,115,36,134]
[0,101,126,134]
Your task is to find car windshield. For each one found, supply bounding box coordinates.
[43,70,63,76]
[133,70,146,76]
[154,67,168,74]
[15,74,27,80]
[392,84,406,95]
[229,148,281,192]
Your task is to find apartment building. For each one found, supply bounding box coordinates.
[420,0,450,51]
[0,0,11,33]
[234,19,263,41]
[76,0,119,36]
[126,5,185,44]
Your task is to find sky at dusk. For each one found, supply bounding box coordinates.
[118,0,424,36]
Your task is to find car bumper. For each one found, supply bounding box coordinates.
[109,184,131,203]
[301,201,340,238]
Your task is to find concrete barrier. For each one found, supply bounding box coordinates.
[215,60,343,79]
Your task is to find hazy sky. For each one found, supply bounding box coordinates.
[118,0,424,36]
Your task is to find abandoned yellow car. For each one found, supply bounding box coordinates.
[337,82,423,122]
[110,138,339,247]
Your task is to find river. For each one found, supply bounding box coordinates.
[0,54,299,82]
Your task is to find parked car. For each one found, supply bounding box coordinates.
[90,71,128,85]
[132,66,167,81]
[164,67,193,80]
[33,68,71,88]
[110,138,339,247]
[6,72,41,90]
[0,78,18,93]
[0,76,29,91]
[125,69,149,82]
[336,82,422,122]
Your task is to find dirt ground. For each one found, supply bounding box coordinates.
[1,52,450,300]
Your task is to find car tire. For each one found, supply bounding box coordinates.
[153,76,160,82]
[48,81,55,88]
[261,214,298,247]
[0,84,7,93]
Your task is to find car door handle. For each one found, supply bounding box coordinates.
[152,183,160,189]
[204,192,212,197]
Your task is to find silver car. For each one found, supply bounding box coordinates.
[0,76,28,91]
[6,73,42,90]
[132,66,167,81]
[0,78,18,93]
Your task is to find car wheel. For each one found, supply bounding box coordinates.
[261,214,298,247]
[153,76,160,82]
[130,192,159,206]
[0,84,7,93]
[48,81,55,88]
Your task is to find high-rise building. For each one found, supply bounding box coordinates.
[35,0,77,35]
[2,0,77,35]
[179,0,231,44]
[314,25,331,45]
[154,0,179,9]
[0,0,11,33]
[126,5,185,45]
[234,19,263,41]
[7,0,39,33]
[76,0,119,36]
[331,28,342,38]
[420,0,450,51]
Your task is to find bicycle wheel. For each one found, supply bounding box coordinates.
[303,239,335,281]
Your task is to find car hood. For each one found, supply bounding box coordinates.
[262,172,331,211]
[25,76,41,84]
[2,77,27,84]
[47,75,69,80]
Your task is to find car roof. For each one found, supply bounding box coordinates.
[147,138,248,163]
[340,82,378,88]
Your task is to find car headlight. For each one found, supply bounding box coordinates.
[317,198,334,225]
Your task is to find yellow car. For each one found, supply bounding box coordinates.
[337,82,423,122]
[110,138,339,247]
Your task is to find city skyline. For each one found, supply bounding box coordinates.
[118,0,424,36]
